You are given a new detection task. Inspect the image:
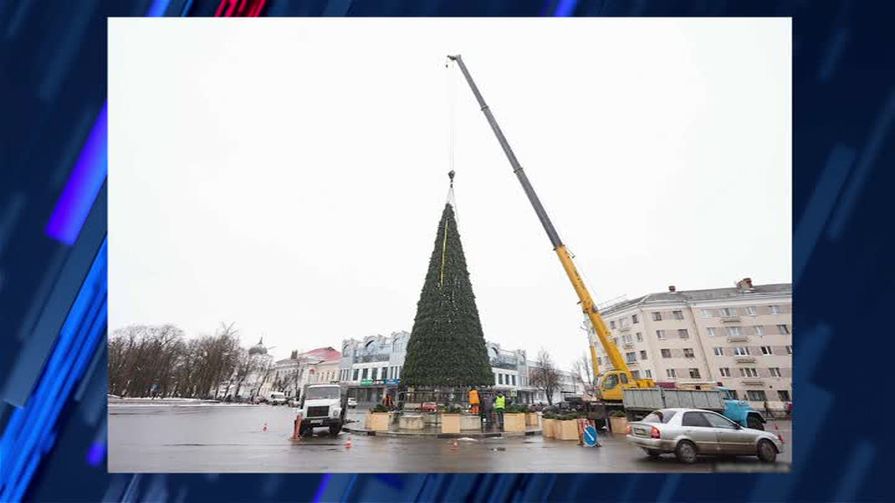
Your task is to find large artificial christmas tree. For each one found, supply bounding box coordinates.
[401,203,494,388]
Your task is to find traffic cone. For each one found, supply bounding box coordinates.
[345,435,352,449]
[262,422,268,432]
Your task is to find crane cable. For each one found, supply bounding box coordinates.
[445,58,459,223]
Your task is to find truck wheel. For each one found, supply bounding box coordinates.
[747,415,764,430]
[675,440,697,464]
[329,424,342,437]
[757,439,777,463]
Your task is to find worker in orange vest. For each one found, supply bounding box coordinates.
[468,387,480,415]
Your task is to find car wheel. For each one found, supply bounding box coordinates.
[757,439,777,463]
[747,416,764,430]
[675,441,698,464]
[645,449,662,459]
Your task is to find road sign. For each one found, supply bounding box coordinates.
[583,425,598,447]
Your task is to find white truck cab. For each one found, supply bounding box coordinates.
[298,384,346,437]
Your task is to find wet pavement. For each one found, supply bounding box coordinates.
[108,401,792,473]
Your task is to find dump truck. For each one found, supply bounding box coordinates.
[623,386,766,429]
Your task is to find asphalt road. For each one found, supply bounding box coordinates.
[108,401,791,473]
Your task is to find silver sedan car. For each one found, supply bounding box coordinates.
[626,408,784,463]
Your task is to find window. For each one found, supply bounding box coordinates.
[511,375,516,386]
[656,330,666,340]
[707,327,717,337]
[754,325,764,336]
[777,324,790,334]
[726,326,742,337]
[760,346,773,355]
[719,367,731,377]
[644,369,653,378]
[631,370,640,379]
[636,332,643,342]
[720,307,737,317]
[769,305,781,315]
[683,348,695,358]
[661,349,672,358]
[678,329,689,339]
[778,390,791,401]
[610,320,616,329]
[770,367,782,377]
[640,350,648,360]
[700,309,713,318]
[666,369,676,378]
[353,369,359,381]
[673,310,684,320]
[681,411,712,427]
[653,312,663,321]
[620,318,630,328]
[739,367,758,378]
[746,390,767,401]
[626,352,637,363]
[613,337,619,346]
[643,410,677,424]
[786,345,793,355]
[622,335,633,344]
[704,412,737,429]
[361,368,368,379]
[632,314,639,324]
[733,347,750,356]
[498,373,504,385]
[713,347,724,356]
[688,368,701,379]
[371,368,378,380]
[746,306,757,316]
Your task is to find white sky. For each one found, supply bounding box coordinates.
[109,18,791,370]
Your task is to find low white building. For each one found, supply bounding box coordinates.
[337,331,577,406]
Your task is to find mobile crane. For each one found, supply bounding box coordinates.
[447,55,655,403]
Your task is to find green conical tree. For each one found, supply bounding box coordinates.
[401,203,494,388]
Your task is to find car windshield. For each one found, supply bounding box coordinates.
[642,410,676,424]
[306,387,341,400]
[271,393,284,398]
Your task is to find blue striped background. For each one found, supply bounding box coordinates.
[1,0,893,501]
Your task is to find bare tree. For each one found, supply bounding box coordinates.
[530,348,561,406]
[572,352,595,389]
[108,322,240,399]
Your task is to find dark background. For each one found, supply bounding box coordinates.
[1,0,892,501]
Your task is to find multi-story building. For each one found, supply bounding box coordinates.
[592,278,792,412]
[260,347,341,401]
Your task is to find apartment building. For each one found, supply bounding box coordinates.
[591,278,792,412]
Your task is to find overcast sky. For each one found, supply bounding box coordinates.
[109,18,791,369]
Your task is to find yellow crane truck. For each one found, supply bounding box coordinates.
[448,54,655,403]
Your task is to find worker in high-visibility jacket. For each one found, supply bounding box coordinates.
[494,392,506,431]
[468,387,480,415]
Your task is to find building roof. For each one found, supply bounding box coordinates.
[302,347,341,362]
[600,282,791,315]
[248,338,268,355]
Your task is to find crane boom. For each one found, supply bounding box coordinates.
[447,55,640,394]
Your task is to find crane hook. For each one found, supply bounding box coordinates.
[448,169,455,188]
